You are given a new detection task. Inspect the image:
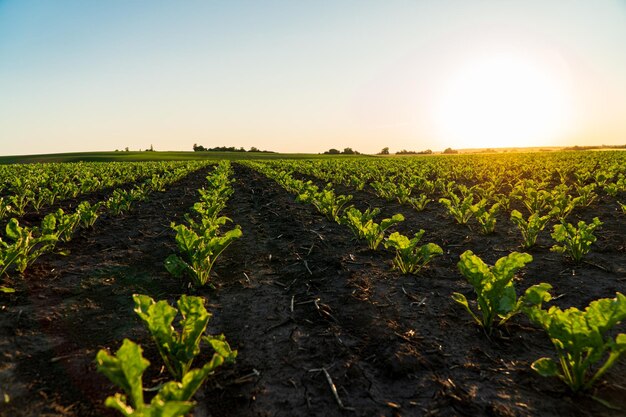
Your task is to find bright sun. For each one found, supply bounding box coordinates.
[434,52,573,149]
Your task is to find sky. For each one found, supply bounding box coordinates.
[1,0,625,155]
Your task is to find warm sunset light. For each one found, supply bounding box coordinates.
[434,52,574,149]
[1,1,625,154]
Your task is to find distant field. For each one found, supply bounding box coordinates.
[0,151,374,164]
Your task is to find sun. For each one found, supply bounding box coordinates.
[434,52,573,149]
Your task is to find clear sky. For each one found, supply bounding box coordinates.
[1,0,625,155]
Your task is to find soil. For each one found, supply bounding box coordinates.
[0,163,625,417]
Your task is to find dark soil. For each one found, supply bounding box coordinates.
[0,163,625,417]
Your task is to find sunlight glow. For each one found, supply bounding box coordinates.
[435,53,574,149]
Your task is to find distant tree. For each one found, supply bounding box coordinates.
[342,147,356,155]
[443,147,458,154]
[193,143,207,152]
[145,144,155,152]
[324,148,341,155]
[418,149,433,154]
[378,147,390,155]
[125,147,129,152]
[249,146,259,152]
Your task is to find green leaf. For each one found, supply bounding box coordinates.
[457,250,491,288]
[492,252,533,282]
[5,219,21,241]
[164,255,189,278]
[531,357,560,377]
[451,292,482,326]
[96,339,149,410]
[520,283,553,308]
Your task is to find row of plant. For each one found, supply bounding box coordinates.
[271,156,618,263]
[271,153,625,218]
[96,161,241,416]
[454,250,625,393]
[0,161,192,220]
[0,161,208,293]
[243,161,443,275]
[96,294,237,416]
[247,157,625,396]
[165,161,242,288]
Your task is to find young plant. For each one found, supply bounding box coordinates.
[407,194,431,212]
[51,208,81,242]
[76,201,103,228]
[309,186,353,222]
[340,207,381,239]
[383,231,442,274]
[525,293,626,392]
[133,294,237,381]
[370,180,396,201]
[550,217,602,263]
[574,183,598,207]
[511,181,551,214]
[96,339,194,417]
[472,201,500,235]
[439,193,475,225]
[356,214,404,250]
[546,185,578,221]
[106,189,134,216]
[165,222,242,288]
[0,217,58,276]
[510,210,551,249]
[452,250,552,335]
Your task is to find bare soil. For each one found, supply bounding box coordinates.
[0,164,624,417]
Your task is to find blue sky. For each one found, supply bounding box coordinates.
[1,0,625,155]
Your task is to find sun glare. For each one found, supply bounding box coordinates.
[434,52,573,149]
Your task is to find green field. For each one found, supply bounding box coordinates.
[0,151,374,164]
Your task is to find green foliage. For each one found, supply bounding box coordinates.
[574,183,598,207]
[340,207,381,239]
[510,210,552,249]
[472,200,500,234]
[383,231,442,274]
[133,294,236,381]
[370,180,396,201]
[51,208,81,242]
[76,201,103,228]
[511,183,552,215]
[550,217,602,263]
[452,250,551,335]
[165,222,242,288]
[0,197,11,220]
[439,192,476,225]
[340,209,404,250]
[525,293,626,392]
[97,293,236,416]
[96,339,195,417]
[8,192,29,216]
[407,194,431,212]
[298,184,352,222]
[0,285,15,293]
[548,185,580,221]
[0,218,58,276]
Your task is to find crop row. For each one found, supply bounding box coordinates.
[243,157,626,395]
[0,161,209,293]
[95,161,241,416]
[0,161,196,220]
[264,154,623,263]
